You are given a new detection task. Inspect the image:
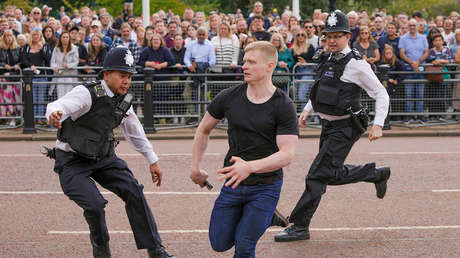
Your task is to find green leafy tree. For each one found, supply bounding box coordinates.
[96,0,189,18]
[386,0,457,18]
[0,0,35,13]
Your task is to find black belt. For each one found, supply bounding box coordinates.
[320,118,352,128]
[240,177,277,186]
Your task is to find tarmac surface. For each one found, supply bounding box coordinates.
[0,123,459,257]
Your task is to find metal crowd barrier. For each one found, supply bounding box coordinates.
[2,63,460,133]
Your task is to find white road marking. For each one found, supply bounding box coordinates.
[0,153,221,157]
[369,152,460,155]
[432,189,460,193]
[47,225,460,235]
[0,191,219,195]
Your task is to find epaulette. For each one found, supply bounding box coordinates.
[350,48,362,59]
[84,81,106,98]
[312,49,331,63]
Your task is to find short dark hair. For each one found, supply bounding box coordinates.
[167,21,178,27]
[412,11,423,18]
[253,15,264,21]
[69,26,79,32]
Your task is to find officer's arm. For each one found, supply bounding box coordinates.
[299,100,313,128]
[342,59,389,127]
[119,108,159,165]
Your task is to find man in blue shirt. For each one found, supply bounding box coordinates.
[183,27,216,124]
[398,18,429,123]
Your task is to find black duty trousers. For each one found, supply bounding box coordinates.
[288,120,379,227]
[54,150,162,249]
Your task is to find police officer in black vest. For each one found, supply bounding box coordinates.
[46,47,175,258]
[274,10,391,242]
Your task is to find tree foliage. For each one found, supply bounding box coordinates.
[0,0,35,13]
[385,0,457,19]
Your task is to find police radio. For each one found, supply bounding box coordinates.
[114,93,134,124]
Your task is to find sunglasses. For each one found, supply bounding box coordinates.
[33,12,41,14]
[296,33,306,37]
[304,26,314,29]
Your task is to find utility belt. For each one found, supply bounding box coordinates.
[320,108,369,134]
[240,176,279,186]
[41,146,114,161]
[320,117,352,128]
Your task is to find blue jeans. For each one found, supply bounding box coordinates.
[296,66,313,110]
[209,179,282,258]
[32,77,47,120]
[405,73,425,113]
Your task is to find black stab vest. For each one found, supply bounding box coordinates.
[310,50,362,115]
[57,82,127,160]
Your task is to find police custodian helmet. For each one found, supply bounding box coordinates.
[100,46,137,74]
[323,10,350,34]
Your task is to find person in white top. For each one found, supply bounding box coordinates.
[275,10,391,243]
[46,47,175,258]
[210,22,240,72]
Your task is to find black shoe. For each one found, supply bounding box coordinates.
[375,166,391,199]
[148,245,176,258]
[274,224,310,242]
[270,208,289,227]
[90,238,111,258]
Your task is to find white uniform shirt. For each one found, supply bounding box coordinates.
[45,80,159,164]
[304,46,390,126]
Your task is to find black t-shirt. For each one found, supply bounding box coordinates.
[207,83,298,183]
[252,31,271,42]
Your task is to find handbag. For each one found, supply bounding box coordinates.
[425,65,444,83]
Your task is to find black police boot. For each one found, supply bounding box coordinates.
[147,245,176,258]
[90,237,111,258]
[274,224,310,242]
[375,166,391,199]
[270,208,289,227]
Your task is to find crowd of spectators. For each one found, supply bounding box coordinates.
[1,3,460,125]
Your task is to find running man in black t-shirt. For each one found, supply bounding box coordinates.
[190,41,298,257]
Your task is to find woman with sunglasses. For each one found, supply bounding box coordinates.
[352,25,380,67]
[290,29,315,111]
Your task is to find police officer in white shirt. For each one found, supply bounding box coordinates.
[46,47,174,258]
[274,10,391,242]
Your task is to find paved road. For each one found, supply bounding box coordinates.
[1,137,459,257]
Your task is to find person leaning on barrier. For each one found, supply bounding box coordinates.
[49,31,79,99]
[190,41,298,258]
[274,10,391,243]
[426,34,455,122]
[138,33,175,119]
[45,46,175,258]
[0,29,23,126]
[378,44,406,127]
[183,27,216,124]
[21,28,48,124]
[270,33,294,92]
